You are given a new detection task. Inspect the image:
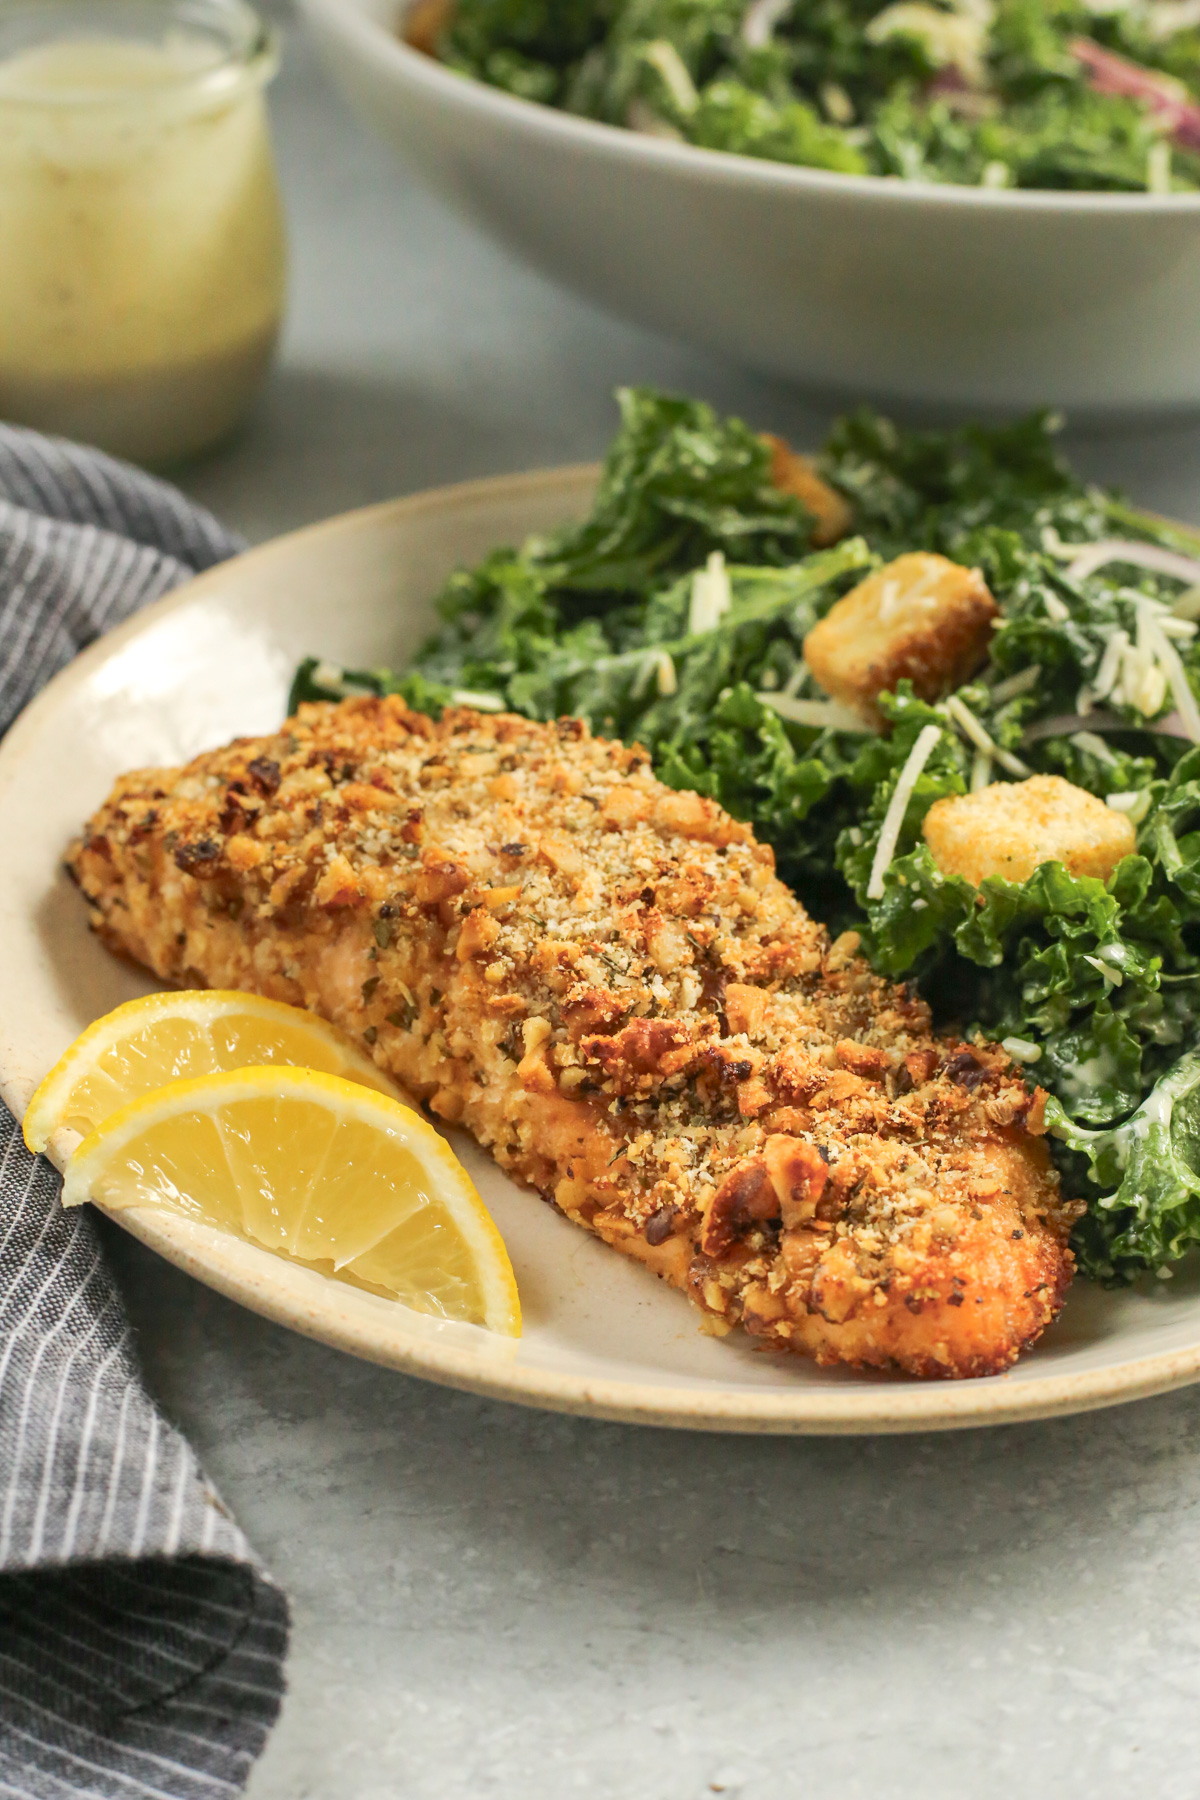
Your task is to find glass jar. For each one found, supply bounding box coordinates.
[0,0,286,466]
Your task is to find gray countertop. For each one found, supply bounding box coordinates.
[110,16,1200,1797]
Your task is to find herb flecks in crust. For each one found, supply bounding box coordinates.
[69,695,1078,1379]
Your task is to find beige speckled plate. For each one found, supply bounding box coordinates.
[3,467,1200,1434]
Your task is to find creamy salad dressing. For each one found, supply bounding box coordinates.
[0,26,284,465]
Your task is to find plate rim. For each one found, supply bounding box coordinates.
[7,463,1200,1435]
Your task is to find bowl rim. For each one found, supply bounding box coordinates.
[303,0,1200,216]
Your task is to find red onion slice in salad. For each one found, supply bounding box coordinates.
[1022,709,1192,744]
[1064,538,1200,585]
[1070,37,1200,152]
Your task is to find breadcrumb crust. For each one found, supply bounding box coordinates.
[68,696,1080,1378]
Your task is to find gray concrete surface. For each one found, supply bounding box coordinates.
[109,14,1200,1796]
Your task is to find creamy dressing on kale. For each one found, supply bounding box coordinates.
[417,0,1200,193]
[293,385,1200,1281]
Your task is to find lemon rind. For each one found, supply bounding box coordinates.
[23,988,399,1153]
[62,1064,521,1336]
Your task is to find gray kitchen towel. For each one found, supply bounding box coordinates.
[0,425,289,1797]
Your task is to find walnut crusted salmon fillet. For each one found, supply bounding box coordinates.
[67,695,1080,1378]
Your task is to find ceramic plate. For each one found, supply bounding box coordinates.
[3,467,1199,1434]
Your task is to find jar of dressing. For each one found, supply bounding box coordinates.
[0,0,285,466]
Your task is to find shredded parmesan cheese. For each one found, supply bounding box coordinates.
[742,0,793,46]
[1070,730,1119,766]
[1107,789,1153,824]
[1137,602,1200,742]
[1093,628,1130,700]
[944,695,1031,777]
[866,724,942,901]
[989,663,1041,704]
[758,693,870,731]
[688,551,733,636]
[865,1,991,83]
[1146,0,1200,38]
[449,688,506,711]
[820,80,855,122]
[1147,139,1173,193]
[640,39,699,112]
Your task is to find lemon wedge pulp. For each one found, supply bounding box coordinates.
[61,1066,521,1335]
[24,989,400,1154]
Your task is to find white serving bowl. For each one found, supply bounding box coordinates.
[300,0,1200,415]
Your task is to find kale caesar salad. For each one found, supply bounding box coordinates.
[404,0,1200,192]
[293,388,1200,1290]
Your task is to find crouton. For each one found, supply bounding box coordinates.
[405,0,453,54]
[764,435,854,548]
[923,775,1136,888]
[803,553,999,724]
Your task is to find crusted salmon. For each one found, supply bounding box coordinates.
[67,696,1080,1378]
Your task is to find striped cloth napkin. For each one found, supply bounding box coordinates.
[0,426,288,1798]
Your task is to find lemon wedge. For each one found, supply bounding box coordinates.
[61,1066,521,1334]
[24,989,400,1155]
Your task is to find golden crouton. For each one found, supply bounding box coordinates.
[803,553,998,723]
[764,436,853,548]
[404,0,453,54]
[923,775,1136,888]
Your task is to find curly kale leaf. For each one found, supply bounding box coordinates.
[542,385,817,601]
[1052,1053,1200,1282]
[819,407,1102,559]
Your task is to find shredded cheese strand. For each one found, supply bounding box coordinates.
[640,40,699,112]
[1107,790,1153,823]
[944,695,1031,777]
[989,663,1041,704]
[742,0,792,45]
[866,724,942,902]
[449,688,505,711]
[757,693,870,731]
[1138,603,1200,743]
[1070,730,1119,766]
[688,551,732,636]
[1084,953,1124,988]
[970,749,992,791]
[1093,628,1129,700]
